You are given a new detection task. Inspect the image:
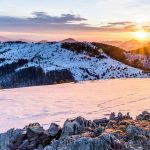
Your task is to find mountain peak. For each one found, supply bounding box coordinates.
[60,38,77,43]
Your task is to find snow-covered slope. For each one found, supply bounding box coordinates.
[124,45,150,71]
[0,42,149,88]
[125,52,150,70]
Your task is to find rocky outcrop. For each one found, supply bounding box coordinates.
[126,125,150,149]
[61,116,98,137]
[44,131,131,150]
[1,123,62,150]
[0,129,15,150]
[0,112,150,150]
[136,111,150,121]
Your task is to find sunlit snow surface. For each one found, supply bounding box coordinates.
[0,79,150,132]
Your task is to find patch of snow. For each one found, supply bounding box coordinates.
[0,78,150,133]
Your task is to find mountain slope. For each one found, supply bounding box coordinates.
[93,42,150,71]
[130,46,150,56]
[119,39,145,50]
[0,42,149,88]
[124,46,150,71]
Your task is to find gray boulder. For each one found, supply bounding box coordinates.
[117,112,123,121]
[0,129,20,150]
[136,111,150,121]
[26,126,44,138]
[19,139,29,150]
[126,125,148,137]
[61,116,97,137]
[47,123,62,137]
[93,118,109,127]
[109,112,115,120]
[26,123,44,139]
[126,125,150,149]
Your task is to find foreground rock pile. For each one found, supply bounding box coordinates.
[0,111,150,150]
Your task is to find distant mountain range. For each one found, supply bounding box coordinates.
[0,41,149,88]
[0,36,33,43]
[0,37,77,43]
[0,36,11,42]
[102,39,149,51]
[60,38,77,43]
[1,36,149,51]
[130,45,150,56]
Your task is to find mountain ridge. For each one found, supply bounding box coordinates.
[102,39,149,51]
[60,38,77,43]
[0,41,149,88]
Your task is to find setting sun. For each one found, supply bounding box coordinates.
[134,31,149,40]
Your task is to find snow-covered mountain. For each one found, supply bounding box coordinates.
[93,42,150,71]
[0,41,149,88]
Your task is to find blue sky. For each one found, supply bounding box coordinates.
[0,0,150,41]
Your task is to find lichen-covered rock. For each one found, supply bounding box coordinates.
[127,125,150,137]
[93,118,109,127]
[136,111,150,121]
[126,125,150,149]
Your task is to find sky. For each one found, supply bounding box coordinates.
[0,0,150,41]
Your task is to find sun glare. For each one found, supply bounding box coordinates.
[134,31,149,41]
